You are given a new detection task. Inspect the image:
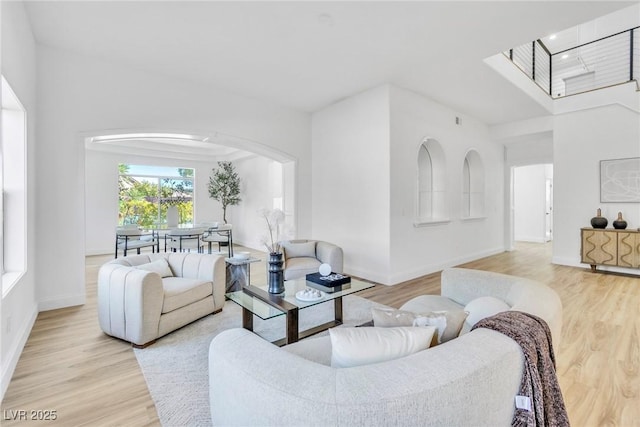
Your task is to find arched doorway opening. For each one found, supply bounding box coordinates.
[82,130,297,255]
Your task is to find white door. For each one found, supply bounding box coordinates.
[545,178,553,241]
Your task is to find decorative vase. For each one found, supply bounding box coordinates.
[590,208,608,229]
[267,252,285,294]
[166,205,179,227]
[613,212,628,229]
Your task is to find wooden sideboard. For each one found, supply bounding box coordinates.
[581,227,640,272]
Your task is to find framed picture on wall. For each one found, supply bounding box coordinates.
[600,157,640,202]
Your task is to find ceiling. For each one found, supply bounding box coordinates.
[23,1,635,130]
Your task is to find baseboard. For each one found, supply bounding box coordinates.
[85,248,113,256]
[347,246,506,286]
[515,236,546,243]
[345,266,392,286]
[552,256,640,276]
[38,293,85,312]
[551,256,582,268]
[1,305,38,403]
[387,247,506,285]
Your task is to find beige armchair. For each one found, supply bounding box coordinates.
[98,252,225,347]
[280,239,344,280]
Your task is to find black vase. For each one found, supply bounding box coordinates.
[591,208,608,229]
[613,212,628,230]
[267,252,285,294]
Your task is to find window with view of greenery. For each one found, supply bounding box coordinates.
[119,164,194,227]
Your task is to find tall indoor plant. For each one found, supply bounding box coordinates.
[208,161,241,224]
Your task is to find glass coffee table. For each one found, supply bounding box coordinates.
[226,277,375,346]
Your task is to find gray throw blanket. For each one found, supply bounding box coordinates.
[472,311,570,427]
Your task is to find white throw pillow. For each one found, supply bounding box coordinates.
[371,307,468,344]
[463,296,511,327]
[281,241,317,259]
[329,326,436,368]
[134,258,174,278]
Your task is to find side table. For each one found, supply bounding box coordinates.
[225,257,261,292]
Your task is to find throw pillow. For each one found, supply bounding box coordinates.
[134,258,174,278]
[281,241,316,259]
[463,296,511,327]
[329,326,436,368]
[371,307,468,344]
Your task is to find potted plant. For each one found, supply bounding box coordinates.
[208,161,241,224]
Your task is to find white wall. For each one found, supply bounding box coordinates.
[0,0,37,402]
[231,155,289,250]
[514,164,548,243]
[311,85,505,285]
[311,85,392,284]
[37,45,311,311]
[505,134,553,166]
[389,86,505,284]
[553,103,640,271]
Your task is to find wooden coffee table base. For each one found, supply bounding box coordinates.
[241,285,343,346]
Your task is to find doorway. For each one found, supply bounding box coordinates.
[83,131,297,255]
[513,164,553,244]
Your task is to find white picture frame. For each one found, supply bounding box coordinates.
[600,157,640,203]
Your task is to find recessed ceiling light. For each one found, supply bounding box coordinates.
[561,54,569,59]
[549,34,557,40]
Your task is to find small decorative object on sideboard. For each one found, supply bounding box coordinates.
[590,208,608,229]
[612,212,628,229]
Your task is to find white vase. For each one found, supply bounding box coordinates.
[167,206,179,227]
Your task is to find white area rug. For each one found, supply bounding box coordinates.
[134,295,382,427]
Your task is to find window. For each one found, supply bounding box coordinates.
[2,76,27,297]
[119,164,194,227]
[462,150,485,219]
[416,138,447,225]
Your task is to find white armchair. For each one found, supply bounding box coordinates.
[98,252,225,347]
[280,239,344,280]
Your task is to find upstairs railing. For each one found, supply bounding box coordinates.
[506,26,639,98]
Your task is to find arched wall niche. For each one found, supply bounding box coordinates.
[415,137,448,225]
[462,148,485,219]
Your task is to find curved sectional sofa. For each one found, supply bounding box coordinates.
[208,267,563,426]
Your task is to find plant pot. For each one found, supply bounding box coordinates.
[613,212,628,230]
[590,208,608,229]
[267,252,285,294]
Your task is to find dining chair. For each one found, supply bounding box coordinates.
[114,226,158,258]
[165,227,207,253]
[201,223,233,257]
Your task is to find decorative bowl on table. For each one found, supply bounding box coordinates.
[234,251,251,260]
[295,288,325,302]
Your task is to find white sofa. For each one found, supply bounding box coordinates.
[208,267,563,426]
[98,252,225,347]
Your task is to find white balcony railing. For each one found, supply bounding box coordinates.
[506,26,639,98]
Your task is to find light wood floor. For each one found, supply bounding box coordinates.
[2,243,639,426]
